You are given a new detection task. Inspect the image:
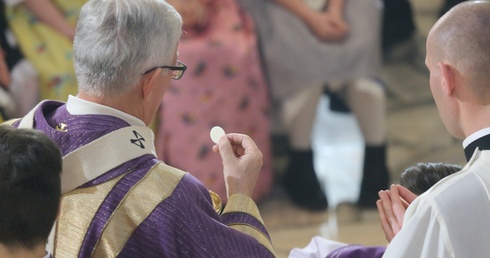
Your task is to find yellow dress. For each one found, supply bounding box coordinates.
[6,1,86,101]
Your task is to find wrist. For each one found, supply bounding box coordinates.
[326,7,343,19]
[225,179,254,198]
[227,187,254,198]
[326,0,344,17]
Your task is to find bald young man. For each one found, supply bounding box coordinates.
[290,1,490,257]
[379,1,490,257]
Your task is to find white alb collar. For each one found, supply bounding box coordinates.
[463,127,490,148]
[66,95,145,126]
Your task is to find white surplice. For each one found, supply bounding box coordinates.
[384,149,490,258]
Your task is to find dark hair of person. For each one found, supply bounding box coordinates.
[400,162,463,196]
[0,125,62,250]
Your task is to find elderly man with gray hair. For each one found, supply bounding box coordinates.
[4,0,275,257]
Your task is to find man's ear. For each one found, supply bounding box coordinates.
[141,69,161,101]
[439,62,457,97]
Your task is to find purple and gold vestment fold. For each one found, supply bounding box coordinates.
[13,101,275,258]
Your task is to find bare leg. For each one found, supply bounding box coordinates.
[281,85,323,150]
[346,78,390,208]
[281,85,328,210]
[346,78,386,145]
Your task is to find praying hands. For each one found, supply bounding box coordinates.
[377,185,417,242]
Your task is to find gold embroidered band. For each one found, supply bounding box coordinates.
[91,162,184,257]
[54,172,127,257]
[229,223,276,256]
[222,193,265,225]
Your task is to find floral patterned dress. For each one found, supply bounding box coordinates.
[6,0,85,102]
[157,0,273,202]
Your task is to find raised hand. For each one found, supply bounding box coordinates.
[212,133,263,198]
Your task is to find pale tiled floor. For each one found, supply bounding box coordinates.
[258,0,467,257]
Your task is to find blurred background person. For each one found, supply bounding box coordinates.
[382,0,417,61]
[4,0,85,106]
[241,0,389,211]
[0,46,15,122]
[0,0,38,119]
[158,0,273,202]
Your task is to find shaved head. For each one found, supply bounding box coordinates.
[428,1,490,103]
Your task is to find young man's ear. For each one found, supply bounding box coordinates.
[439,62,456,97]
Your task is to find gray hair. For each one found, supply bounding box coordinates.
[73,0,182,97]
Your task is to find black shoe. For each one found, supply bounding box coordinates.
[283,149,328,211]
[358,145,390,208]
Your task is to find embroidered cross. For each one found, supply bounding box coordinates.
[130,130,145,149]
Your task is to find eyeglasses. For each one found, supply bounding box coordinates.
[142,60,187,80]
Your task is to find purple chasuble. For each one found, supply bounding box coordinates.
[14,101,275,258]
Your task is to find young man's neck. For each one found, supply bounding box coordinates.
[0,242,47,258]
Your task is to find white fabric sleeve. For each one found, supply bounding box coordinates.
[288,237,348,258]
[383,197,452,258]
